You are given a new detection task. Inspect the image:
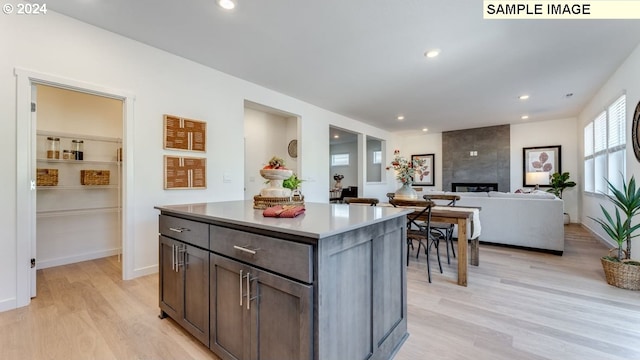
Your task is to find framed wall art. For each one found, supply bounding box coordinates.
[522,145,561,187]
[632,100,640,162]
[164,155,207,189]
[163,114,206,152]
[411,153,435,186]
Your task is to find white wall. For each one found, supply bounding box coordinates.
[393,133,443,194]
[510,118,579,222]
[0,10,393,311]
[578,42,640,251]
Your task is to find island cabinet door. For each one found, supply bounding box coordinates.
[182,244,210,346]
[159,236,182,321]
[210,253,313,360]
[159,236,210,346]
[249,265,313,360]
[210,254,250,360]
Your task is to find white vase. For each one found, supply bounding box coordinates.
[395,183,418,200]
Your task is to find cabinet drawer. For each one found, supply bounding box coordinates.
[159,215,209,249]
[210,225,312,284]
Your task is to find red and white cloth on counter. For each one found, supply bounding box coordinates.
[262,205,306,218]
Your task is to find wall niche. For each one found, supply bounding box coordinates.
[442,124,510,192]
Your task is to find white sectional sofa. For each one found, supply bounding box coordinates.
[429,190,565,254]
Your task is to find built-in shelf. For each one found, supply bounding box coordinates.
[37,158,121,165]
[36,206,120,217]
[37,185,118,190]
[37,130,122,144]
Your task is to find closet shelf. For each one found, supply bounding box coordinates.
[37,130,122,144]
[37,185,119,190]
[36,206,121,217]
[37,158,121,165]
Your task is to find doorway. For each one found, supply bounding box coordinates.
[329,127,360,198]
[15,69,134,308]
[35,84,123,273]
[243,101,300,200]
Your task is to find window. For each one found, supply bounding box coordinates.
[584,94,626,194]
[372,150,382,164]
[331,153,350,166]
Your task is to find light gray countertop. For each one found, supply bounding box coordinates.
[155,200,411,239]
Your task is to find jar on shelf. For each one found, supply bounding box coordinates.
[72,139,84,160]
[47,137,60,159]
[62,150,73,160]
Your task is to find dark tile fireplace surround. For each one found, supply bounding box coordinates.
[443,125,510,192]
[452,182,498,192]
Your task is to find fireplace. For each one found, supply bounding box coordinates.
[452,182,498,192]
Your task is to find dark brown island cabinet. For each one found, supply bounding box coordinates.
[156,201,411,360]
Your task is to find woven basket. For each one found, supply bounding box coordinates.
[36,168,58,186]
[601,254,640,291]
[81,170,110,185]
[253,195,304,210]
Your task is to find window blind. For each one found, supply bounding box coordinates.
[608,95,626,148]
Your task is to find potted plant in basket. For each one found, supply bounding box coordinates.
[590,175,640,290]
[547,172,577,224]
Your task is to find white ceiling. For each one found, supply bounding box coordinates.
[47,0,640,135]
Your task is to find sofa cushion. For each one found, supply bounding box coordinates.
[488,191,556,200]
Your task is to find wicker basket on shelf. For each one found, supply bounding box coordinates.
[80,170,110,185]
[36,168,58,186]
[253,194,304,209]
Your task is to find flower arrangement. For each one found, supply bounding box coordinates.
[386,150,425,185]
[263,156,287,170]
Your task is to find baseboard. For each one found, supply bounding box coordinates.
[581,223,617,249]
[132,264,158,278]
[452,238,563,256]
[37,248,121,269]
[481,241,564,256]
[0,297,17,313]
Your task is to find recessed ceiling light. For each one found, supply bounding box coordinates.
[218,0,236,10]
[422,128,428,132]
[521,115,529,120]
[519,95,530,100]
[424,49,440,58]
[334,135,339,139]
[397,115,405,121]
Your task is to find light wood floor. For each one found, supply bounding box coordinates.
[1,224,639,359]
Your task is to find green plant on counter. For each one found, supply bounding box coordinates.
[283,173,303,190]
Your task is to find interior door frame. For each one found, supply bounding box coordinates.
[14,68,136,307]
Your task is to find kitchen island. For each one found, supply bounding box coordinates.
[155,201,411,360]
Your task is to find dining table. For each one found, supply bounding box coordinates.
[385,199,481,287]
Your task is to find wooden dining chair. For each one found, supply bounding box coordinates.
[390,198,443,283]
[343,197,379,206]
[422,194,460,264]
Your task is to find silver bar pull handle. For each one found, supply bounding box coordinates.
[172,244,176,271]
[246,272,251,310]
[239,269,243,307]
[233,245,257,255]
[176,244,185,272]
[169,227,186,233]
